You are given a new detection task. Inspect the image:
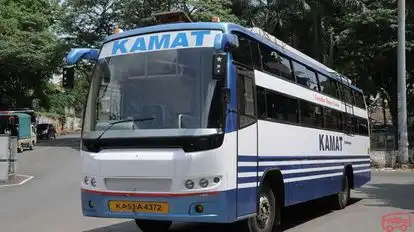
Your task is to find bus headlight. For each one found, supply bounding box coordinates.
[199,178,209,188]
[185,180,194,189]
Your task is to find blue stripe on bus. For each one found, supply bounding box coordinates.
[236,169,370,213]
[237,160,370,173]
[238,155,370,162]
[237,165,369,184]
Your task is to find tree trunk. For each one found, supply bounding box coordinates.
[312,12,322,62]
[328,30,334,67]
[386,87,398,150]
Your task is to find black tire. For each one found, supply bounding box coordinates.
[134,219,172,232]
[332,174,350,210]
[237,182,281,232]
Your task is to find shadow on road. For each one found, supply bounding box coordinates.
[36,134,80,151]
[84,220,227,232]
[280,196,361,231]
[83,197,362,232]
[359,181,414,211]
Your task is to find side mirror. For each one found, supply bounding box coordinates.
[66,48,100,65]
[212,52,227,80]
[62,66,75,89]
[214,33,239,52]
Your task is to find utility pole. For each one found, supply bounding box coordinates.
[397,0,409,164]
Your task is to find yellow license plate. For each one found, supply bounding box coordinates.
[108,201,169,214]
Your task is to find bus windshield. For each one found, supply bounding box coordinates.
[82,47,223,138]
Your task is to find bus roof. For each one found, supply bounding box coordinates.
[103,22,363,93]
[0,112,31,118]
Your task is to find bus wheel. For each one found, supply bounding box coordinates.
[238,182,280,232]
[134,219,172,232]
[332,174,350,210]
[29,142,34,150]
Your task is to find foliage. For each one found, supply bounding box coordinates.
[0,0,65,109]
[333,0,414,130]
[185,0,240,23]
[2,0,414,133]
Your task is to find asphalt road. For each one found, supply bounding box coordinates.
[0,134,413,232]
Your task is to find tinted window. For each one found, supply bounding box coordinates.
[342,86,354,105]
[293,61,308,87]
[351,115,358,134]
[237,67,256,128]
[343,114,356,134]
[299,100,323,127]
[37,124,48,130]
[324,108,342,131]
[354,90,365,109]
[257,87,267,119]
[250,40,262,70]
[260,45,294,81]
[307,69,319,91]
[358,117,369,136]
[232,34,252,68]
[319,74,332,96]
[266,91,298,123]
[331,80,341,99]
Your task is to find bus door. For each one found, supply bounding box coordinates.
[235,64,258,217]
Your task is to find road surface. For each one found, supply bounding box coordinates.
[0,134,413,232]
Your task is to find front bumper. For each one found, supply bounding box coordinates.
[81,188,237,223]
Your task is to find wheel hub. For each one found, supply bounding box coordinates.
[257,195,271,228]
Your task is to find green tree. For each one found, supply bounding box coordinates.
[0,0,64,109]
[185,0,240,23]
[334,0,414,132]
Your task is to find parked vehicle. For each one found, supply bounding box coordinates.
[36,123,56,139]
[0,113,36,152]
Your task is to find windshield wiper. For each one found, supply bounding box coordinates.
[96,117,156,140]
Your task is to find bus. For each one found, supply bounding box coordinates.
[63,13,371,232]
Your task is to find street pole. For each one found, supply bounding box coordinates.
[397,0,409,164]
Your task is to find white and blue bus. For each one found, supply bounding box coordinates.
[64,15,370,232]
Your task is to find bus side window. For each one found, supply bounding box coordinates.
[232,33,253,68]
[257,87,267,119]
[237,67,256,128]
[353,90,366,109]
[250,40,262,70]
[332,80,342,100]
[318,74,332,96]
[358,117,369,136]
[260,44,294,82]
[232,32,262,71]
